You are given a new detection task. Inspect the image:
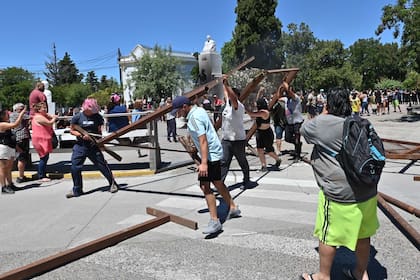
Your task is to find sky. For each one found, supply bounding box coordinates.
[0,0,398,82]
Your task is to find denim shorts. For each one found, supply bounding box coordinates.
[274,125,285,139]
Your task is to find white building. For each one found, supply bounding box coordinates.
[118,44,197,105]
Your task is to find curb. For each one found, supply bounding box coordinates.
[12,169,156,180]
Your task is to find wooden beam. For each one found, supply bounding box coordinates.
[214,70,267,131]
[0,208,197,280]
[385,153,420,160]
[0,216,169,280]
[377,194,420,250]
[382,138,420,146]
[379,192,420,218]
[146,207,198,230]
[246,68,299,141]
[97,57,255,145]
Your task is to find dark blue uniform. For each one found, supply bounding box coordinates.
[70,112,114,195]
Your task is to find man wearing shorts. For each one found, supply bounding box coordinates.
[171,95,241,235]
[300,89,379,280]
[271,96,287,155]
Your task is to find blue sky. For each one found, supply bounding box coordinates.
[0,0,397,81]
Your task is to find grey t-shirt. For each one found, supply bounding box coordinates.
[300,114,376,202]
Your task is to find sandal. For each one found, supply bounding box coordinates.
[299,273,315,280]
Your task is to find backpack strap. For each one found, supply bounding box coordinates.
[316,144,337,157]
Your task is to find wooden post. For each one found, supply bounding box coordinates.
[97,57,255,146]
[0,208,197,280]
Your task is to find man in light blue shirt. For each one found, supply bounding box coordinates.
[171,95,241,235]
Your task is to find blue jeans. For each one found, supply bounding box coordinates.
[38,154,49,178]
[71,143,114,191]
[221,139,250,183]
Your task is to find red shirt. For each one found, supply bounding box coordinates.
[29,89,47,115]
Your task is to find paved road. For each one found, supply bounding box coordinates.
[0,110,419,280]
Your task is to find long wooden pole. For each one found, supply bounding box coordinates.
[0,208,197,280]
[246,68,299,141]
[97,57,255,145]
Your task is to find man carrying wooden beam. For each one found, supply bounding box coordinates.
[171,95,241,235]
[220,75,251,188]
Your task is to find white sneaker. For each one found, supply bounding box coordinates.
[202,219,222,234]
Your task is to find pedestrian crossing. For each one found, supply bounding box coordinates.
[116,173,320,259]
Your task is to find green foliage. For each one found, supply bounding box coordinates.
[221,41,236,73]
[52,83,91,108]
[89,89,116,107]
[403,71,420,89]
[349,39,406,89]
[0,67,35,109]
[56,52,84,85]
[282,23,316,90]
[303,40,362,91]
[44,43,60,86]
[85,71,100,92]
[376,0,420,72]
[130,45,182,101]
[230,0,283,69]
[375,78,404,90]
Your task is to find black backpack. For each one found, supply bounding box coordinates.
[322,116,386,188]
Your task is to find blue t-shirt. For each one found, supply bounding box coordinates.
[131,108,142,123]
[187,105,223,161]
[108,105,129,132]
[71,112,104,144]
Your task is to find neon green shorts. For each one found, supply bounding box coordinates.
[314,191,379,251]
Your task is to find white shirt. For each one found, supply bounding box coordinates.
[221,100,246,141]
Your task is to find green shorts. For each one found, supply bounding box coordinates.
[314,191,379,251]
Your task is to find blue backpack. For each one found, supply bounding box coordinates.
[324,116,386,188]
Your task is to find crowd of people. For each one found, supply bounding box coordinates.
[0,83,151,196]
[2,77,397,278]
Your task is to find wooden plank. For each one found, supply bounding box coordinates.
[214,70,267,131]
[266,67,300,74]
[379,192,420,218]
[146,207,198,230]
[385,153,420,160]
[0,216,170,280]
[377,194,420,250]
[382,138,420,146]
[97,57,255,145]
[246,69,299,141]
[414,175,420,181]
[73,124,122,162]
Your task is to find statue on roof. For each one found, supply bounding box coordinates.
[202,35,216,53]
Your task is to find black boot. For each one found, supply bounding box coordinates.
[9,183,20,191]
[294,142,302,162]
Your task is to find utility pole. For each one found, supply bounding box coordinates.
[118,48,123,88]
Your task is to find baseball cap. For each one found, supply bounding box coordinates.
[171,96,191,115]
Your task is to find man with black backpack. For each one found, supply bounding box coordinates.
[299,89,382,280]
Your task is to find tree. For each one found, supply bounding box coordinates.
[282,23,316,90]
[0,67,35,109]
[305,40,361,90]
[44,43,60,86]
[52,83,91,108]
[130,45,182,101]
[349,39,405,89]
[98,75,119,90]
[223,0,283,69]
[85,71,99,92]
[57,52,83,85]
[376,0,420,71]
